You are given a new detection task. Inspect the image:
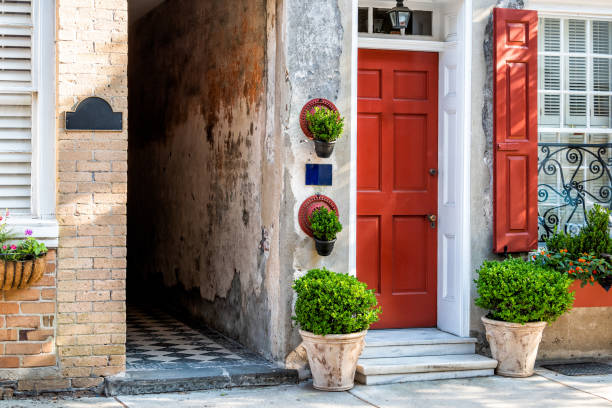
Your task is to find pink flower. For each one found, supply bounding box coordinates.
[2,246,6,250]
[25,229,32,236]
[10,245,16,250]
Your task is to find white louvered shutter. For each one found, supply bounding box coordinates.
[540,18,561,125]
[566,19,587,126]
[592,20,611,126]
[0,0,32,214]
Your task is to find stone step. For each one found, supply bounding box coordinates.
[356,354,498,377]
[361,328,477,359]
[361,342,475,359]
[363,328,478,347]
[355,368,495,385]
[104,365,298,396]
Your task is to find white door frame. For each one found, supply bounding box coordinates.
[349,0,472,337]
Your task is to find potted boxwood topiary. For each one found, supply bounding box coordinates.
[475,257,574,377]
[292,268,380,391]
[306,106,344,158]
[309,207,342,256]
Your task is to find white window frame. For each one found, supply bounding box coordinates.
[357,0,442,41]
[537,14,612,134]
[533,3,612,240]
[2,1,57,246]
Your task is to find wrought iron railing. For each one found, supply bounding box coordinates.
[538,143,612,241]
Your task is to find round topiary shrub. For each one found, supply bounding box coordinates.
[292,268,380,335]
[475,257,575,324]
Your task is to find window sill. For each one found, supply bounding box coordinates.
[5,216,59,248]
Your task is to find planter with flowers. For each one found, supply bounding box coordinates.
[534,205,612,305]
[309,206,342,256]
[0,213,48,290]
[305,106,345,158]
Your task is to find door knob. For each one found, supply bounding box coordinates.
[426,214,437,228]
[429,168,437,176]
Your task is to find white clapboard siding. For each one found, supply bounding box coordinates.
[0,0,32,214]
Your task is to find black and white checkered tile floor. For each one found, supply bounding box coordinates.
[127,306,269,371]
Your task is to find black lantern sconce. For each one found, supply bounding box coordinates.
[387,0,412,31]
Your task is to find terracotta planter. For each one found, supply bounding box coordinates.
[0,254,47,290]
[482,316,547,377]
[299,329,366,391]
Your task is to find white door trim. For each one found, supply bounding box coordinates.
[349,0,472,337]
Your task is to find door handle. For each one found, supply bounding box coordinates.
[429,168,437,176]
[426,214,437,228]
[496,143,520,151]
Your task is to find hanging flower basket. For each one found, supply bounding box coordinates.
[0,254,47,290]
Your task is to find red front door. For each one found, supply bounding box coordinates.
[357,49,438,328]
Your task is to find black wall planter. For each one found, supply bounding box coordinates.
[314,140,335,158]
[314,238,336,257]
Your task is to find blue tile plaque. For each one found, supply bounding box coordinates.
[305,164,332,186]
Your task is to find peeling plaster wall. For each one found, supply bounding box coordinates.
[128,0,277,357]
[276,0,354,357]
[470,0,611,359]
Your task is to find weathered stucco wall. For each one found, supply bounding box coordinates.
[470,0,611,359]
[278,0,354,356]
[128,0,277,357]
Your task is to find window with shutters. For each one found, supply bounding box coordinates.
[0,1,34,214]
[537,16,612,240]
[0,0,56,242]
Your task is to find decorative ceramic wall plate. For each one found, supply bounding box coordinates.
[299,98,338,140]
[298,194,339,237]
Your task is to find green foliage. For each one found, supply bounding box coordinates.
[0,237,48,261]
[544,230,582,255]
[475,257,574,324]
[309,207,342,241]
[545,204,612,256]
[578,204,612,255]
[306,107,345,142]
[292,268,380,335]
[0,212,47,261]
[533,249,612,288]
[0,210,14,246]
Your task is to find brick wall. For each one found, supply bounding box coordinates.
[0,251,56,371]
[53,0,128,391]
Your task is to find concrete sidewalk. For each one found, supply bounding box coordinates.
[0,368,610,407]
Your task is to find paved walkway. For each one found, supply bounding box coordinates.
[1,368,610,407]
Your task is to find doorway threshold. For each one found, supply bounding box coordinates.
[105,306,297,396]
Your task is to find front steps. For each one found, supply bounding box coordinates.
[356,328,498,385]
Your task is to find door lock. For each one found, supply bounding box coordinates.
[426,214,437,228]
[429,168,438,176]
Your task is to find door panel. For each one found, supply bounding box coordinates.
[357,49,438,328]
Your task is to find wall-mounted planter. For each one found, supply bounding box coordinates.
[300,98,340,159]
[314,237,336,256]
[0,254,47,290]
[314,140,335,158]
[299,194,340,257]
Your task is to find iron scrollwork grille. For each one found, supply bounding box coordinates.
[538,143,612,241]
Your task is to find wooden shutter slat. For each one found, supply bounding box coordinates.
[0,1,32,213]
[493,7,539,253]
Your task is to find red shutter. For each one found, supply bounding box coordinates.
[493,8,538,253]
